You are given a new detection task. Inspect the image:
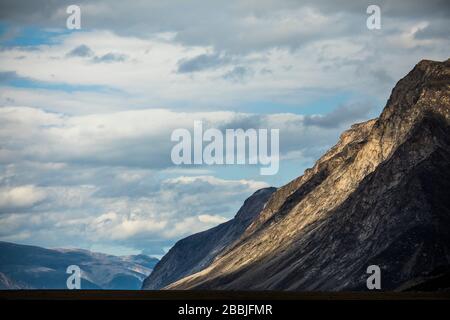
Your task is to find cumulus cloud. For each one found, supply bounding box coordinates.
[1,25,448,112]
[177,52,231,73]
[198,214,228,225]
[222,66,252,82]
[66,44,94,58]
[1,0,448,53]
[0,105,368,170]
[0,169,267,254]
[304,103,375,128]
[92,52,127,63]
[0,71,19,84]
[66,45,127,63]
[413,19,450,40]
[0,185,46,213]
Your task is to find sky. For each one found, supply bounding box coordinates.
[0,0,449,257]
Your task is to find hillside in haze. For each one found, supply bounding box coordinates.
[0,241,158,289]
[143,58,450,291]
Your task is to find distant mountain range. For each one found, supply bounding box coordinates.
[143,58,450,291]
[0,241,158,289]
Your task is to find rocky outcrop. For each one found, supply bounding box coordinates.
[142,187,276,289]
[165,58,450,291]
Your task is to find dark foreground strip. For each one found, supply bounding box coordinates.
[1,290,449,318]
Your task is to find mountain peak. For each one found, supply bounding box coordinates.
[380,58,449,120]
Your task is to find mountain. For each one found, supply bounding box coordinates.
[0,241,158,289]
[142,187,276,289]
[155,58,450,291]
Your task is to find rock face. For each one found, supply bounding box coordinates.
[164,58,450,291]
[142,187,276,289]
[0,241,159,289]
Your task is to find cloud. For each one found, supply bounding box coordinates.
[1,26,448,112]
[66,44,94,57]
[413,20,450,40]
[222,66,252,82]
[92,52,127,63]
[0,106,365,170]
[1,0,448,53]
[0,71,19,83]
[198,214,228,224]
[0,169,267,254]
[177,52,231,73]
[66,45,128,63]
[304,103,375,128]
[0,185,46,213]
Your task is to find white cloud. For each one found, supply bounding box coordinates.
[0,167,268,254]
[198,214,228,225]
[0,185,46,212]
[166,175,269,191]
[0,105,364,170]
[1,26,447,112]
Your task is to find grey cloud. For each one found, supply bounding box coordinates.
[92,52,127,63]
[2,0,448,54]
[304,0,450,19]
[66,44,94,57]
[371,68,395,84]
[0,71,36,86]
[414,20,450,40]
[177,53,231,73]
[0,105,374,172]
[216,114,263,132]
[2,0,449,24]
[222,66,252,82]
[304,103,375,128]
[260,68,273,75]
[0,71,19,83]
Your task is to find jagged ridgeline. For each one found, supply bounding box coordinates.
[143,58,450,291]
